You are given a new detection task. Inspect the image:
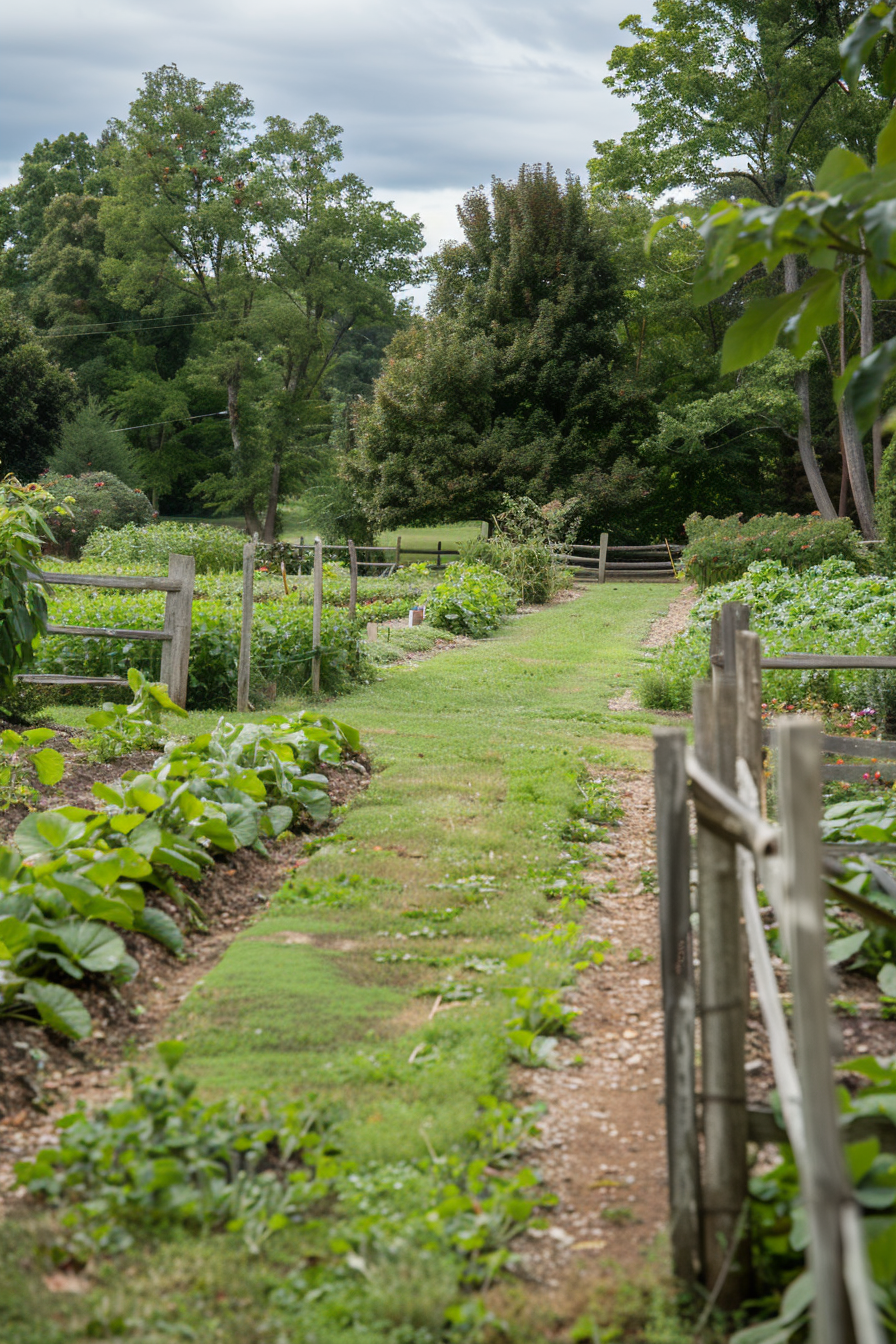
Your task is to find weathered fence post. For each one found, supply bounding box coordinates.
[778,717,851,1344]
[736,629,764,813]
[654,727,701,1284]
[395,534,402,569]
[348,540,358,620]
[598,532,609,584]
[479,521,489,540]
[160,553,195,709]
[693,679,749,1306]
[713,601,751,685]
[312,537,323,695]
[236,542,255,713]
[436,540,442,569]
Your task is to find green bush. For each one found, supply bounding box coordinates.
[427,563,516,638]
[39,472,154,558]
[84,519,245,573]
[459,535,572,604]
[32,589,369,708]
[681,511,869,590]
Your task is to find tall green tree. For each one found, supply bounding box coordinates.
[0,303,75,479]
[97,69,423,538]
[595,0,890,521]
[0,132,110,293]
[349,166,654,532]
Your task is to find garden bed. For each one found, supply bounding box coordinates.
[0,726,370,1193]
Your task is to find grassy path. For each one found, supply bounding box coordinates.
[177,586,671,1148]
[4,582,680,1344]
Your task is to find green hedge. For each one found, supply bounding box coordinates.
[681,511,869,590]
[84,521,245,574]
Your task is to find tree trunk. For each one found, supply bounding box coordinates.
[783,256,837,517]
[262,461,281,543]
[838,430,850,517]
[860,260,886,488]
[226,374,261,535]
[840,269,878,538]
[839,399,879,537]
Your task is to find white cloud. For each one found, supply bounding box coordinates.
[1,0,642,202]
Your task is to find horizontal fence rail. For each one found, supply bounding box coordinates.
[18,554,195,707]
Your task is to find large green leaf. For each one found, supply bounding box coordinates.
[841,3,896,92]
[836,334,896,432]
[21,728,56,747]
[19,980,91,1040]
[721,289,805,373]
[133,906,184,954]
[31,748,65,787]
[14,812,86,856]
[152,847,204,881]
[50,921,128,974]
[0,915,36,956]
[266,805,293,837]
[877,106,896,169]
[814,146,869,193]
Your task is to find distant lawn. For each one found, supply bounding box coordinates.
[157,506,483,560]
[374,521,482,560]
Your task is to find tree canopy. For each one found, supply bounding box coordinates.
[346,165,655,533]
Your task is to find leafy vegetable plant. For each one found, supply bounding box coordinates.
[78,667,188,760]
[15,1040,338,1257]
[427,563,516,639]
[0,709,361,1039]
[0,726,64,807]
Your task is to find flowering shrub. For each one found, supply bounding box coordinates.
[38,472,153,557]
[681,511,869,590]
[641,558,896,713]
[427,563,516,638]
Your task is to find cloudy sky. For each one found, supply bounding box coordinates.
[1,0,642,263]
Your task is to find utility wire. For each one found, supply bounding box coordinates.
[39,312,245,337]
[110,411,228,433]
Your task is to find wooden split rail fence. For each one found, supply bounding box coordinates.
[18,554,196,708]
[655,600,896,1339]
[555,533,682,584]
[293,535,459,573]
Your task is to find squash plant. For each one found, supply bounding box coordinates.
[0,710,360,1039]
[0,726,65,808]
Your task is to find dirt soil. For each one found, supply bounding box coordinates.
[0,725,370,1213]
[512,769,669,1298]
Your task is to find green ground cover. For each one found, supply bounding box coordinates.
[3,584,681,1344]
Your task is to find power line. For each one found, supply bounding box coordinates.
[39,311,245,338]
[110,410,228,433]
